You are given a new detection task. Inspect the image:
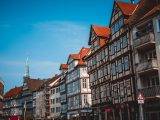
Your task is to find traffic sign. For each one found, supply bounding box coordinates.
[137,92,144,104]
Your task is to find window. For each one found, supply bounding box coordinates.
[117,59,123,73]
[60,84,65,92]
[111,25,115,34]
[125,80,131,95]
[51,108,55,113]
[105,47,108,58]
[51,99,55,104]
[122,35,128,48]
[83,94,88,104]
[111,63,116,76]
[51,89,55,94]
[124,56,129,70]
[98,68,103,79]
[111,17,124,34]
[101,50,105,59]
[147,76,159,87]
[114,42,117,53]
[56,107,60,113]
[82,79,87,88]
[56,87,59,93]
[119,82,124,97]
[156,18,160,32]
[110,44,115,55]
[113,84,118,98]
[116,39,121,52]
[61,94,66,102]
[56,98,60,103]
[119,17,123,28]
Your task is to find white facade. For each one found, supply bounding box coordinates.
[49,78,61,120]
[67,57,91,119]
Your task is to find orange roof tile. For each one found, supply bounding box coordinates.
[0,81,4,96]
[4,86,22,99]
[67,47,90,66]
[79,47,90,59]
[59,64,68,70]
[116,1,138,16]
[92,25,110,37]
[70,54,80,60]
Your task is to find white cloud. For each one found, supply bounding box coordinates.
[0,60,60,78]
[30,21,89,48]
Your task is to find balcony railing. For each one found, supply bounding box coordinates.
[134,32,155,49]
[139,86,160,98]
[137,59,158,74]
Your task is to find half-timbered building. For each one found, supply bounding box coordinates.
[85,25,111,120]
[108,1,138,120]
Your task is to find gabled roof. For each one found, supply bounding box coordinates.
[127,0,159,25]
[116,1,138,16]
[59,64,68,70]
[92,25,110,37]
[88,25,110,45]
[4,86,22,99]
[69,54,80,60]
[67,47,90,66]
[25,78,45,92]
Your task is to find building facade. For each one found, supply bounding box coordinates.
[0,80,4,119]
[66,47,92,120]
[86,1,139,120]
[108,1,138,120]
[85,25,111,120]
[3,86,23,120]
[128,0,160,119]
[49,75,61,120]
[59,64,68,120]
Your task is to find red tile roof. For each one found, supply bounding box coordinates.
[59,64,68,70]
[116,1,138,16]
[0,81,4,95]
[67,47,90,66]
[69,54,80,60]
[92,25,110,38]
[4,86,22,99]
[127,0,158,25]
[79,47,90,58]
[88,25,110,45]
[26,78,45,91]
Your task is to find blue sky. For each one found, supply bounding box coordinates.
[0,0,136,92]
